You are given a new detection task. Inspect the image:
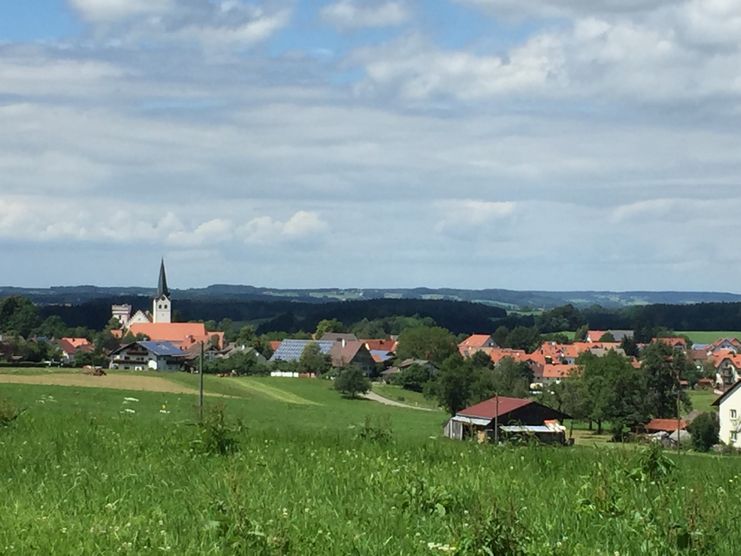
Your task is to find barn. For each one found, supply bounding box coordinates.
[443,396,571,444]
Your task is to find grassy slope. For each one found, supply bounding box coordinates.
[1,380,740,554]
[371,383,441,410]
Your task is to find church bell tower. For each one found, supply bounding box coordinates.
[153,259,172,323]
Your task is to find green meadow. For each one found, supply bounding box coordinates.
[677,331,741,344]
[1,372,740,555]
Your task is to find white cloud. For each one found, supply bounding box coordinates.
[321,1,410,29]
[240,211,329,244]
[355,33,561,100]
[456,0,675,18]
[69,0,173,23]
[435,200,516,240]
[68,0,291,48]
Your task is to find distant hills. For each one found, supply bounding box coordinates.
[2,284,741,310]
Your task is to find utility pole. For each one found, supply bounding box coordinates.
[199,341,204,421]
[494,392,499,444]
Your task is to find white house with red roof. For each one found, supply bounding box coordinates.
[713,381,741,449]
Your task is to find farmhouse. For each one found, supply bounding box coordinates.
[712,381,741,448]
[458,334,497,357]
[109,341,186,371]
[443,396,570,443]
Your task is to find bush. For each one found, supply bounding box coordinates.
[191,405,242,456]
[0,397,21,427]
[688,412,720,452]
[356,415,392,443]
[334,367,371,398]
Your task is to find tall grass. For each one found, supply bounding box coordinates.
[0,384,739,554]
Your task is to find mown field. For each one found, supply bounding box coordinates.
[1,371,740,555]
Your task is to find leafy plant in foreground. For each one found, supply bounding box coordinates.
[0,397,22,427]
[191,405,242,456]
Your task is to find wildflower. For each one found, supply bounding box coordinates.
[124,397,140,403]
[124,409,136,414]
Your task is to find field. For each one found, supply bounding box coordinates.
[1,371,740,554]
[677,331,741,344]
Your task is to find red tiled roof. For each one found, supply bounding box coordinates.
[62,337,91,348]
[269,340,282,352]
[536,364,577,380]
[644,418,687,432]
[587,330,606,342]
[652,337,687,347]
[459,334,493,349]
[458,396,532,420]
[488,348,527,365]
[128,323,223,349]
[363,339,396,352]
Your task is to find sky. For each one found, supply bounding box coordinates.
[1,0,741,291]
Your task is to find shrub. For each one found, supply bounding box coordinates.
[688,412,719,452]
[192,405,242,456]
[0,397,21,427]
[356,415,392,443]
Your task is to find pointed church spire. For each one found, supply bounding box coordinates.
[157,258,170,299]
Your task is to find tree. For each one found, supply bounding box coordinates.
[577,351,649,436]
[432,355,472,415]
[640,342,691,418]
[395,326,458,364]
[688,412,719,452]
[334,366,371,398]
[394,363,435,392]
[470,350,494,369]
[599,332,616,342]
[0,296,40,337]
[574,325,588,342]
[620,335,640,358]
[505,326,541,352]
[297,342,331,375]
[315,319,344,339]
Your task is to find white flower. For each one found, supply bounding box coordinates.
[124,409,136,414]
[123,397,140,403]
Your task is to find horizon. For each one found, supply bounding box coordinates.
[3,1,741,290]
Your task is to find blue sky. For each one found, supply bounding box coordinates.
[2,0,741,291]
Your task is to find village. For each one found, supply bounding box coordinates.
[3,261,738,453]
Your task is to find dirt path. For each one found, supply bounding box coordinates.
[0,373,210,395]
[361,390,436,411]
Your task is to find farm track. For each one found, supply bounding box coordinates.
[0,372,225,396]
[362,390,436,411]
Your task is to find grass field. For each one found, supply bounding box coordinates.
[1,371,740,554]
[688,389,719,415]
[677,331,741,344]
[371,383,441,410]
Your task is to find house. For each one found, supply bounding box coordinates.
[712,353,741,387]
[643,418,688,434]
[320,333,358,343]
[329,340,376,376]
[652,337,688,352]
[128,322,224,350]
[488,348,528,365]
[443,396,571,443]
[57,337,93,363]
[587,329,633,343]
[533,364,578,385]
[109,341,186,371]
[270,340,334,363]
[458,334,497,358]
[712,381,741,448]
[706,337,741,355]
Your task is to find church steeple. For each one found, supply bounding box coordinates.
[157,258,170,299]
[153,259,172,323]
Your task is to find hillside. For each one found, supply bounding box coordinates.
[4,284,741,309]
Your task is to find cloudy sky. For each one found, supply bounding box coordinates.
[1,0,741,291]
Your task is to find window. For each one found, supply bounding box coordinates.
[732,431,738,442]
[732,409,738,419]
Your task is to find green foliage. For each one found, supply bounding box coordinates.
[334,366,371,398]
[431,355,471,415]
[0,397,21,427]
[640,342,691,418]
[688,412,719,452]
[536,304,585,334]
[205,351,267,376]
[355,415,392,444]
[599,332,615,342]
[396,326,458,364]
[297,342,331,375]
[314,318,344,338]
[393,363,436,392]
[0,296,40,337]
[456,504,530,556]
[192,405,242,456]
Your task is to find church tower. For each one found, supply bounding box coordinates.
[153,259,172,323]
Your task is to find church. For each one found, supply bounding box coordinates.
[111,261,223,350]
